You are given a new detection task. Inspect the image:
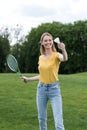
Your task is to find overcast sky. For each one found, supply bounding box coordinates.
[0,0,87,33]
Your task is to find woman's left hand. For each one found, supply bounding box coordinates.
[58,42,65,51]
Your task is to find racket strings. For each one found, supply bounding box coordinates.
[7,55,19,72]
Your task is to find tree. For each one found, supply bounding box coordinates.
[0,36,10,72]
[11,20,87,74]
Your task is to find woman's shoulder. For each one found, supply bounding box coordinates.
[53,52,62,61]
[39,55,43,59]
[54,51,62,56]
[53,52,59,56]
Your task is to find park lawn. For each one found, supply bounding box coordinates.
[0,72,87,130]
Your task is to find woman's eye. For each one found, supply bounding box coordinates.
[44,40,47,42]
[43,39,52,42]
[49,39,52,41]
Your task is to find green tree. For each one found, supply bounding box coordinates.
[14,20,87,74]
[61,21,87,73]
[0,36,10,72]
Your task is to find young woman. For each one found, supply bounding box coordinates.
[21,32,68,130]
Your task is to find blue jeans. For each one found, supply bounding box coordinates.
[36,82,65,130]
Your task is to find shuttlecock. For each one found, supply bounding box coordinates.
[54,37,60,44]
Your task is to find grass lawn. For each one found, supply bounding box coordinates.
[0,72,87,130]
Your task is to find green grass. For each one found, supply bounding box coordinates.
[0,72,87,130]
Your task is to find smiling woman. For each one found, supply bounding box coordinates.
[39,32,56,55]
[21,32,68,130]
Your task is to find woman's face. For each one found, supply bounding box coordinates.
[41,35,53,49]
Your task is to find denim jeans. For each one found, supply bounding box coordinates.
[36,82,65,130]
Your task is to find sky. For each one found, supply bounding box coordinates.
[0,0,87,34]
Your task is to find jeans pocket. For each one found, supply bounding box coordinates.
[37,82,43,88]
[50,82,61,95]
[51,85,59,90]
[52,82,60,89]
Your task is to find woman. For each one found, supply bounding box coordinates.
[21,32,68,130]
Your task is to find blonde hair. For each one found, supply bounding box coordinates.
[40,32,57,55]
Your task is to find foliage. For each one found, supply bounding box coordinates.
[0,20,87,74]
[0,35,10,72]
[18,20,87,74]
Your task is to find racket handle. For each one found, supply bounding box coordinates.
[20,75,27,83]
[24,79,27,83]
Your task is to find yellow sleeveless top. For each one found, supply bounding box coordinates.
[38,52,61,84]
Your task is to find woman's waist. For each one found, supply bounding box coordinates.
[39,76,59,84]
[39,81,60,86]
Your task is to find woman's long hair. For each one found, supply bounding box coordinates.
[39,32,57,55]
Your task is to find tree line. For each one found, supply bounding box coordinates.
[0,20,87,74]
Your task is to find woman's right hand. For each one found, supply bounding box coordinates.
[21,76,28,83]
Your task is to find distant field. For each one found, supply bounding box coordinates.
[0,73,87,130]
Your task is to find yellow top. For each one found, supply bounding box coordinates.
[38,52,61,84]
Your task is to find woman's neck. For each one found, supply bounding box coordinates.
[45,49,53,56]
